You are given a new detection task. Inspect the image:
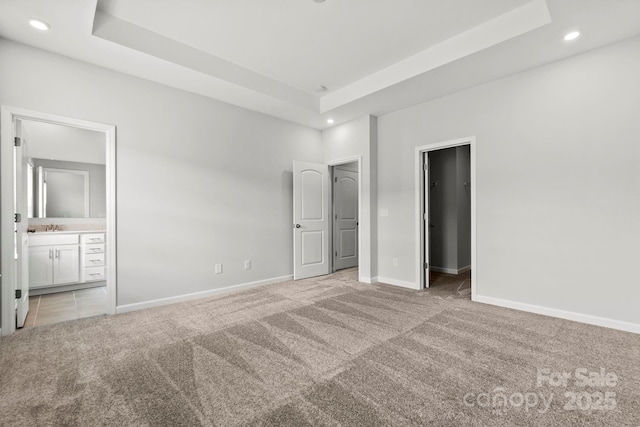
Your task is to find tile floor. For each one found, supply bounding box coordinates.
[22,286,107,329]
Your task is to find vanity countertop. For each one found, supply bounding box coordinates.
[30,230,106,235]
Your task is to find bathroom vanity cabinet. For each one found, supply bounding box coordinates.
[28,232,106,289]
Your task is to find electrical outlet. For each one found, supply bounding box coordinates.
[392,258,398,267]
[215,263,222,274]
[244,260,251,270]
[380,208,389,217]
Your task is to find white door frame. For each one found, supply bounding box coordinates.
[1,106,117,336]
[415,137,477,300]
[327,156,363,278]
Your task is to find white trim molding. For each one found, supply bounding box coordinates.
[476,295,640,335]
[116,275,293,314]
[374,276,421,290]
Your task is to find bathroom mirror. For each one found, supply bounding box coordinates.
[30,158,107,219]
[37,166,90,218]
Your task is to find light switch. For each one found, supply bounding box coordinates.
[380,209,389,217]
[215,264,222,274]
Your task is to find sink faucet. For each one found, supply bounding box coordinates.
[45,224,60,232]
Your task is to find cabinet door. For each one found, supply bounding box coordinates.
[53,245,80,285]
[29,246,53,287]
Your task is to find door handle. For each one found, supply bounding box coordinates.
[294,224,301,228]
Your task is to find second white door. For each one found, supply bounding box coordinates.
[333,168,358,271]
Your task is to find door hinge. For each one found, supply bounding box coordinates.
[14,137,21,147]
[424,263,429,269]
[14,213,21,223]
[15,289,22,299]
[335,251,338,257]
[334,177,337,183]
[423,163,428,171]
[335,214,338,219]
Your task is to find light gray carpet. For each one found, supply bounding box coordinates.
[0,268,638,426]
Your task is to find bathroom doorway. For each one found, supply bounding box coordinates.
[1,107,117,336]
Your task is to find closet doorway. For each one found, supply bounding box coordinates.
[415,137,477,299]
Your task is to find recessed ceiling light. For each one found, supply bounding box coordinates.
[564,31,580,41]
[29,19,50,31]
[327,119,335,124]
[314,0,326,3]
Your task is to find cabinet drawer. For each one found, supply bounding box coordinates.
[84,267,105,281]
[84,243,105,254]
[84,253,105,267]
[82,233,105,244]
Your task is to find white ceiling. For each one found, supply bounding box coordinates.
[97,0,533,94]
[1,0,639,129]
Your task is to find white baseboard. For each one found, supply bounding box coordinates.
[116,275,293,314]
[359,276,374,284]
[476,295,640,335]
[431,265,471,275]
[374,276,420,290]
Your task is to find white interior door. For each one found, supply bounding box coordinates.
[293,161,330,280]
[333,168,358,271]
[423,152,431,289]
[15,119,29,327]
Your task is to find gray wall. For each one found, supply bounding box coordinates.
[378,36,640,324]
[31,159,107,218]
[0,39,323,308]
[24,120,106,164]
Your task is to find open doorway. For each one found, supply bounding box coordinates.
[425,146,471,296]
[331,161,359,272]
[1,107,117,336]
[292,156,362,281]
[416,137,476,299]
